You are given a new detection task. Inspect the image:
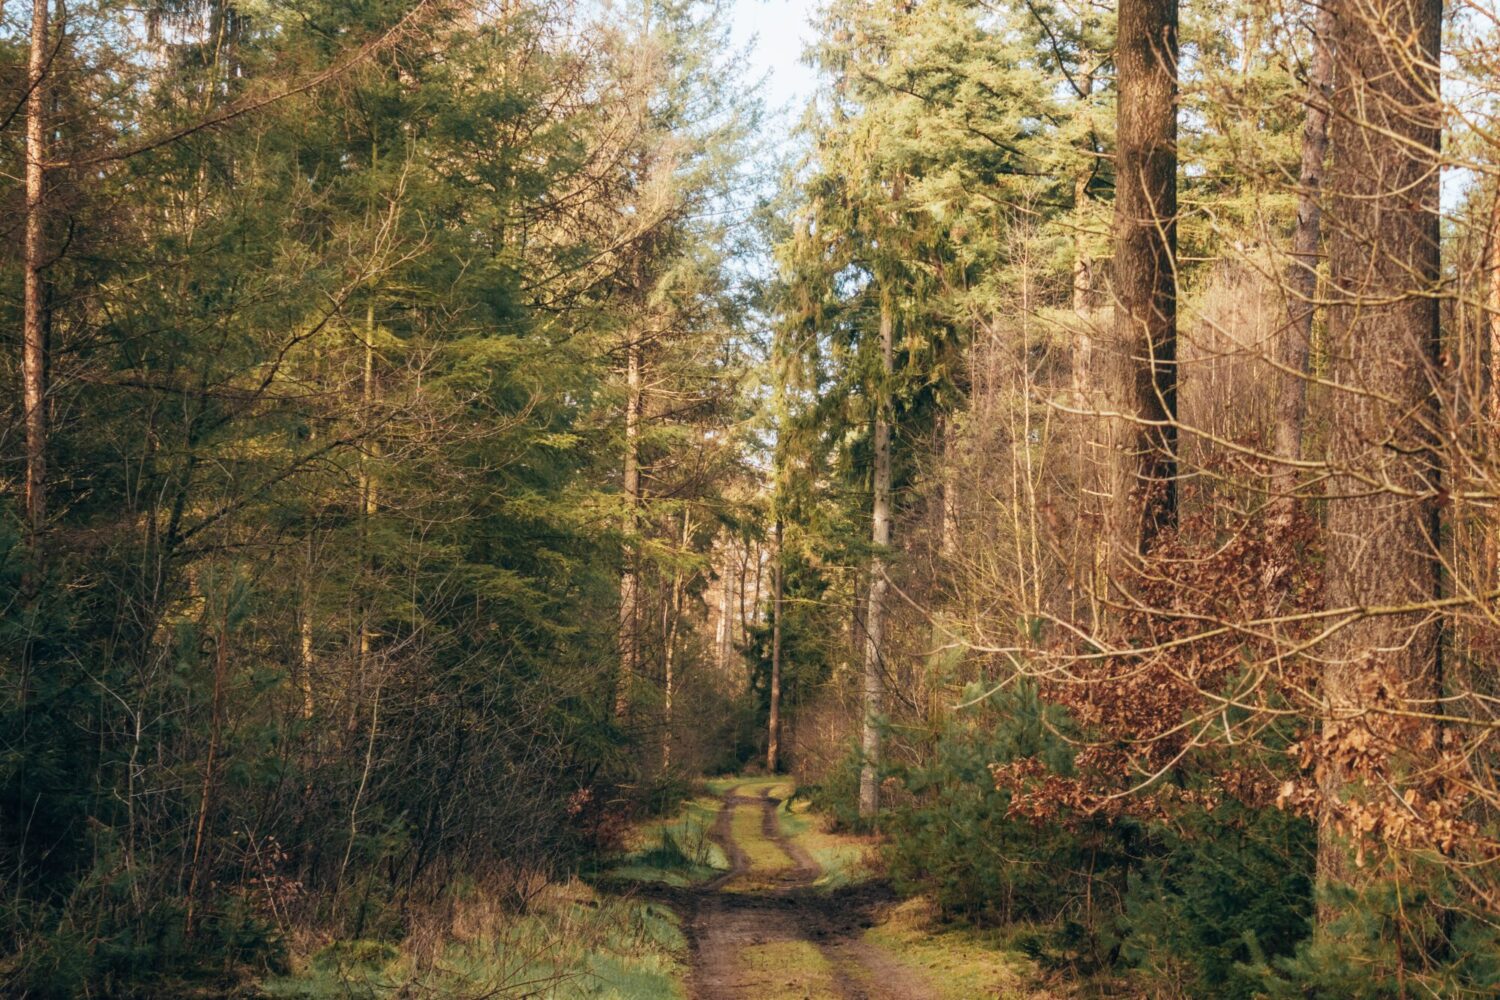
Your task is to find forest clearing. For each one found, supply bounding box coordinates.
[6,0,1500,995]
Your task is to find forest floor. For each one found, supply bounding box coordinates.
[264,778,1054,999]
[623,777,1048,1000]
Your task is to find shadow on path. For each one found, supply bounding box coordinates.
[668,784,938,1000]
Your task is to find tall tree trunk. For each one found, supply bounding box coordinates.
[858,290,893,820]
[1071,65,1097,405]
[662,510,690,770]
[767,517,784,773]
[935,413,959,562]
[715,542,731,673]
[1272,3,1336,514]
[1486,191,1500,590]
[616,335,642,719]
[1109,0,1179,571]
[356,299,378,718]
[186,619,229,936]
[752,540,764,624]
[22,0,50,574]
[737,542,749,637]
[1491,191,1500,428]
[1318,0,1442,915]
[300,545,317,722]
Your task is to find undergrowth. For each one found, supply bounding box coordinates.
[262,879,685,1000]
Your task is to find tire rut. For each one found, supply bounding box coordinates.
[685,783,938,1000]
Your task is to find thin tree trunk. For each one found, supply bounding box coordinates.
[1071,66,1096,405]
[662,510,690,770]
[737,541,749,637]
[1109,0,1179,571]
[1487,191,1500,589]
[356,299,378,719]
[858,291,893,820]
[616,335,642,719]
[186,620,229,936]
[22,0,49,571]
[1272,3,1335,514]
[767,517,784,773]
[752,540,763,624]
[1491,191,1500,428]
[1318,0,1442,917]
[300,570,316,721]
[715,542,731,673]
[936,414,959,562]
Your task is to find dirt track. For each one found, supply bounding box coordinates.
[684,783,938,1000]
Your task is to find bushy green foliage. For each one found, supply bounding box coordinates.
[1251,867,1500,999]
[864,683,1325,994]
[881,683,1090,924]
[0,0,756,993]
[1119,805,1314,999]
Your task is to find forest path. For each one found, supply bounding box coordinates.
[685,780,940,1000]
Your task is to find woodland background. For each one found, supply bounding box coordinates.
[4,0,1500,996]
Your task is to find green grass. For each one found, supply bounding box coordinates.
[862,897,1040,1000]
[702,775,745,796]
[608,794,728,887]
[736,939,842,1000]
[728,799,794,884]
[262,882,687,1000]
[775,799,872,890]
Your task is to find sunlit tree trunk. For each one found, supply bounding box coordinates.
[1318,0,1441,914]
[1487,192,1500,588]
[737,541,750,636]
[859,290,893,820]
[715,543,731,673]
[662,509,690,770]
[1108,0,1178,570]
[616,334,642,719]
[22,0,50,578]
[767,517,784,773]
[300,543,316,721]
[1272,3,1335,515]
[1491,192,1500,428]
[936,414,958,562]
[751,538,763,624]
[1071,64,1096,404]
[356,299,378,708]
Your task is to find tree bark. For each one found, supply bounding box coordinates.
[715,541,732,673]
[1318,0,1442,914]
[858,290,893,820]
[1271,3,1335,514]
[1491,191,1500,429]
[662,509,690,770]
[1071,65,1097,404]
[767,516,784,773]
[356,299,378,718]
[22,0,50,567]
[616,334,642,719]
[1109,0,1179,569]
